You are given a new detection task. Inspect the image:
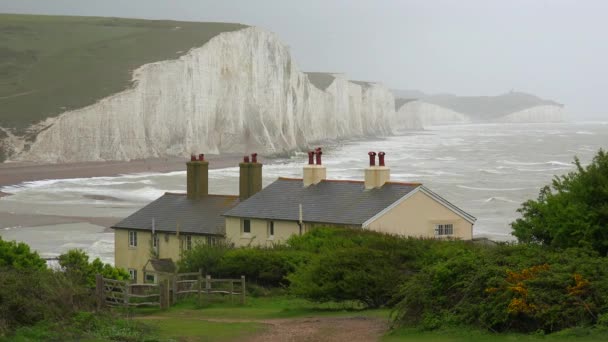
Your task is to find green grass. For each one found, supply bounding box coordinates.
[383,327,608,342]
[0,13,245,132]
[146,319,265,341]
[136,295,390,320]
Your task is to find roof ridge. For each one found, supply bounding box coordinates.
[164,192,239,198]
[278,177,421,186]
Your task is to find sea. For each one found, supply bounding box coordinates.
[1,122,607,264]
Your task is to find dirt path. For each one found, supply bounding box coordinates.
[245,316,389,342]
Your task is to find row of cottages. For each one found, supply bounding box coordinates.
[112,150,476,283]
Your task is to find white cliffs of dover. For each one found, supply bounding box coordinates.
[10,27,398,163]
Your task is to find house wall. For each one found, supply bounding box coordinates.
[366,190,473,239]
[114,229,213,283]
[225,217,303,247]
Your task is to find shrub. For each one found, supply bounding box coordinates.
[512,149,608,255]
[0,237,46,270]
[177,240,232,274]
[288,246,406,308]
[217,248,311,287]
[58,249,129,287]
[0,268,93,336]
[392,244,608,333]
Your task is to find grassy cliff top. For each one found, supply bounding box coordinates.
[0,14,246,132]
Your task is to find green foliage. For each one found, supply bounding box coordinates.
[512,149,608,255]
[288,246,404,308]
[218,248,310,287]
[58,249,129,287]
[392,243,608,333]
[178,240,232,275]
[0,268,93,336]
[0,237,46,270]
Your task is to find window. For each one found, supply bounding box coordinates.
[243,219,251,234]
[268,221,275,237]
[128,269,137,281]
[435,224,454,236]
[128,231,137,247]
[185,235,192,250]
[207,236,217,245]
[145,273,156,284]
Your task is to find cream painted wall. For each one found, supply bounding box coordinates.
[366,190,473,239]
[225,217,303,247]
[114,229,212,283]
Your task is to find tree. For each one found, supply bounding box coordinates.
[512,149,608,255]
[58,249,129,287]
[0,237,46,270]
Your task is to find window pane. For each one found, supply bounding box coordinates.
[243,219,251,233]
[269,221,274,236]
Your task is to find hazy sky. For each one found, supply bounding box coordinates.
[1,0,607,118]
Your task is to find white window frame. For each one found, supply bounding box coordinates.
[145,273,156,284]
[268,221,275,238]
[242,219,251,234]
[128,268,137,281]
[435,223,454,237]
[128,231,137,247]
[185,235,192,250]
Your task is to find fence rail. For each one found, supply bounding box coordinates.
[96,273,246,309]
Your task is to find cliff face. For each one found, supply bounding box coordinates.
[8,27,397,163]
[396,100,469,129]
[497,105,566,123]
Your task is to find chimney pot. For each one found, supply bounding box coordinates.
[190,154,197,161]
[315,147,322,165]
[251,153,258,163]
[378,152,386,166]
[307,151,314,165]
[243,155,250,163]
[198,153,205,161]
[368,151,377,166]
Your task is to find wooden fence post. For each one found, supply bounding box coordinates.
[159,280,168,310]
[124,281,130,307]
[205,275,211,303]
[241,275,246,305]
[172,275,177,305]
[96,274,104,311]
[230,281,234,304]
[197,274,202,306]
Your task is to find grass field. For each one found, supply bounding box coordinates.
[0,13,245,132]
[127,296,608,341]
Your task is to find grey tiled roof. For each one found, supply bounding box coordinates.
[223,178,420,226]
[112,193,239,236]
[147,258,177,273]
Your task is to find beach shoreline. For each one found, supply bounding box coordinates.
[0,153,257,189]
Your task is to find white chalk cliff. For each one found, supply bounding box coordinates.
[497,105,566,123]
[396,100,470,129]
[10,27,398,163]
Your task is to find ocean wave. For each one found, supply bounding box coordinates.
[457,185,528,191]
[482,196,518,203]
[499,160,572,167]
[576,131,595,135]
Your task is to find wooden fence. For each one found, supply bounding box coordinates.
[96,274,168,309]
[173,273,246,306]
[96,273,245,309]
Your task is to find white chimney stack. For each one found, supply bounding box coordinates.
[364,151,390,189]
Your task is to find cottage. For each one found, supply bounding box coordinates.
[112,149,475,283]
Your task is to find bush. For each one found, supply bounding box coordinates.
[0,237,46,270]
[0,268,93,336]
[512,149,608,255]
[392,244,608,333]
[217,248,311,287]
[177,240,232,274]
[58,249,129,287]
[288,246,405,308]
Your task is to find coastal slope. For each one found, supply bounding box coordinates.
[2,16,398,163]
